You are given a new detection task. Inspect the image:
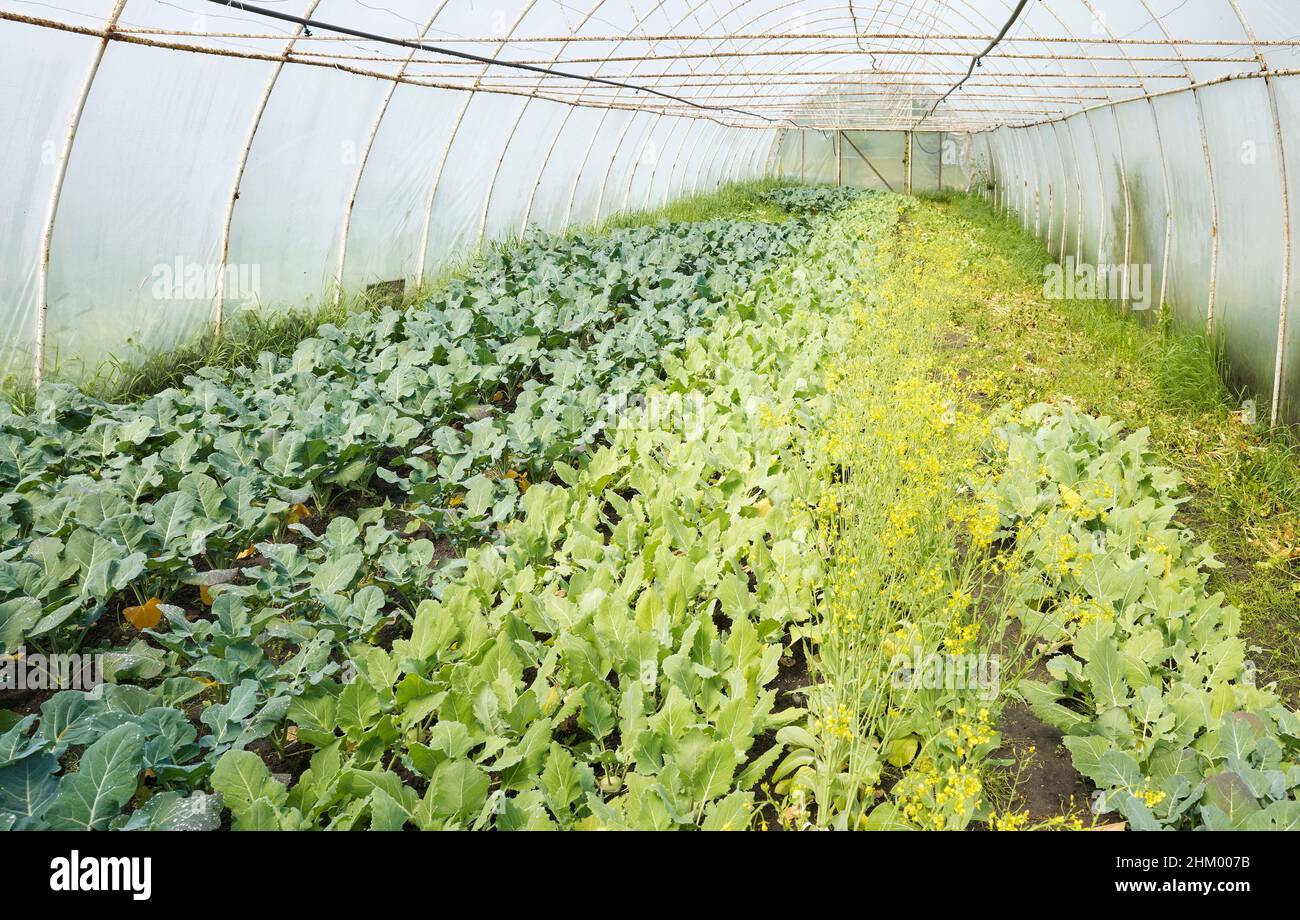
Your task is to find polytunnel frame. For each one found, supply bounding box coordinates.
[8,1,1300,422]
[756,0,1051,185]
[765,0,1131,198]
[19,0,778,389]
[21,6,1297,131]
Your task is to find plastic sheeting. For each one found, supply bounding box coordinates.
[984,67,1300,424]
[2,0,1299,422]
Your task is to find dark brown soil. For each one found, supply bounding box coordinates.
[993,702,1095,823]
[0,685,48,717]
[246,734,314,786]
[770,642,811,712]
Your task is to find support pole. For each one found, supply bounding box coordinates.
[835,130,842,187]
[937,130,944,191]
[905,130,913,195]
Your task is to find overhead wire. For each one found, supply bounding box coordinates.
[203,0,794,126]
[915,0,1032,128]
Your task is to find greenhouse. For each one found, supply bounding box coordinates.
[1,0,1299,847]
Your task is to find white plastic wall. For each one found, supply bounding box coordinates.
[982,71,1300,423]
[0,0,778,390]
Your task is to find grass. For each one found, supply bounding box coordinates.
[3,179,796,410]
[85,285,425,404]
[600,178,792,228]
[914,189,1300,701]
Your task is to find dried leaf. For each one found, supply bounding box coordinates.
[124,597,164,630]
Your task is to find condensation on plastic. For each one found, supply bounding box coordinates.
[1113,99,1169,322]
[1200,78,1285,402]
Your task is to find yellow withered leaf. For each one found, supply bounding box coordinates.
[199,584,215,606]
[1057,483,1083,510]
[124,597,164,630]
[286,502,313,525]
[236,545,257,560]
[884,736,919,768]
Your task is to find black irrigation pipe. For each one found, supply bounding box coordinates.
[915,0,1033,129]
[204,0,793,126]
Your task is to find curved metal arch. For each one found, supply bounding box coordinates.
[414,0,545,283]
[652,114,711,209]
[705,120,759,192]
[34,0,129,387]
[638,113,694,211]
[548,0,1034,137]
[333,3,451,301]
[774,0,1081,128]
[1047,116,1081,264]
[557,0,763,230]
[593,0,809,212]
[539,0,1062,221]
[1226,0,1292,424]
[663,119,718,200]
[1018,2,1110,270]
[517,0,687,237]
[213,0,323,336]
[593,108,659,221]
[1042,119,1069,257]
[1073,0,1150,312]
[643,0,982,193]
[558,0,707,231]
[476,0,619,247]
[1137,0,1222,335]
[1032,1,1126,305]
[689,0,1068,162]
[615,113,672,215]
[686,1,981,129]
